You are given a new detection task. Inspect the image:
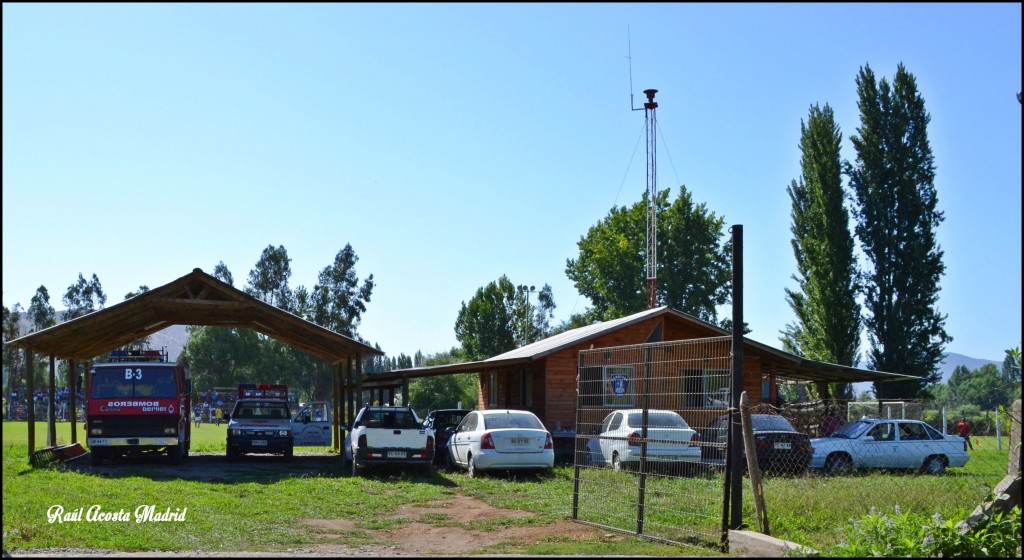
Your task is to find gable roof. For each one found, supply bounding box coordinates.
[363,306,914,385]
[8,268,381,362]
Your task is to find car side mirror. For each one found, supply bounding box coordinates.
[864,436,874,441]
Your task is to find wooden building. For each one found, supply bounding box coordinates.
[362,306,911,433]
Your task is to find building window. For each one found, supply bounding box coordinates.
[521,370,533,407]
[683,368,730,408]
[488,372,498,406]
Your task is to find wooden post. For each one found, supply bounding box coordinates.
[48,355,57,447]
[333,364,342,450]
[26,349,35,455]
[69,359,78,444]
[740,391,770,535]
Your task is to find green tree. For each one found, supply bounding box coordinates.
[178,325,262,392]
[26,286,57,388]
[3,301,25,418]
[62,273,107,321]
[246,245,294,311]
[310,244,374,338]
[408,347,477,415]
[846,63,950,399]
[455,276,519,361]
[566,185,731,324]
[781,103,862,402]
[213,261,234,286]
[121,286,152,351]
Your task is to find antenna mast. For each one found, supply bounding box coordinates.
[642,89,658,309]
[627,28,659,309]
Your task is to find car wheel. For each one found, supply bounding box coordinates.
[351,458,361,477]
[824,453,852,475]
[923,456,946,476]
[612,452,623,472]
[422,463,433,478]
[467,454,478,478]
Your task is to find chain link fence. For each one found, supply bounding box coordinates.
[570,339,1018,552]
[572,336,732,547]
[742,391,1019,551]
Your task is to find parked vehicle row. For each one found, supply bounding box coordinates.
[581,409,967,477]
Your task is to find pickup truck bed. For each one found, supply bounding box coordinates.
[348,406,434,477]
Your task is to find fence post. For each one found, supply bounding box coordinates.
[942,406,947,435]
[740,391,769,535]
[729,224,744,530]
[996,413,1002,451]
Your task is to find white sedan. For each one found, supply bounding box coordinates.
[447,409,554,477]
[587,409,700,471]
[810,418,970,475]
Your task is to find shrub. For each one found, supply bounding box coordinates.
[827,504,1021,558]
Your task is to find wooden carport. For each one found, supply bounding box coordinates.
[6,267,382,456]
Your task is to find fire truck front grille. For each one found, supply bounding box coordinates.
[89,416,177,437]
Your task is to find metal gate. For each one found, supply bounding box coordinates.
[572,336,732,547]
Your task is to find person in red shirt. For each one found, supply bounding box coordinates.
[820,407,844,437]
[956,417,973,450]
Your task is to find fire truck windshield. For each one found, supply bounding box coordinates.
[92,367,178,398]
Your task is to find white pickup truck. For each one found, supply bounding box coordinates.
[345,405,434,477]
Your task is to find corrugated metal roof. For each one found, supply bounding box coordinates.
[362,305,916,385]
[485,306,674,362]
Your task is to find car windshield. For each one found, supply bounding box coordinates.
[752,415,796,432]
[435,412,468,427]
[483,413,543,430]
[92,367,178,398]
[627,412,689,429]
[828,419,873,439]
[231,401,290,419]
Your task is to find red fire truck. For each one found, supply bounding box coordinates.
[86,349,192,466]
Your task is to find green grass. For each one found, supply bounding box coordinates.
[1,433,711,556]
[1,420,332,453]
[744,436,1012,551]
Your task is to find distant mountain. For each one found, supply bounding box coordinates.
[938,352,1001,383]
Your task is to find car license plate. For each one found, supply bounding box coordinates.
[252,440,267,446]
[387,451,406,458]
[774,442,791,449]
[511,438,529,446]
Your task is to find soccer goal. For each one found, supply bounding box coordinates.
[847,400,910,421]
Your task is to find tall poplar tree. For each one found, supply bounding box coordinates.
[846,63,950,399]
[782,104,861,401]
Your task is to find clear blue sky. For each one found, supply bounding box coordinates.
[3,3,1021,364]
